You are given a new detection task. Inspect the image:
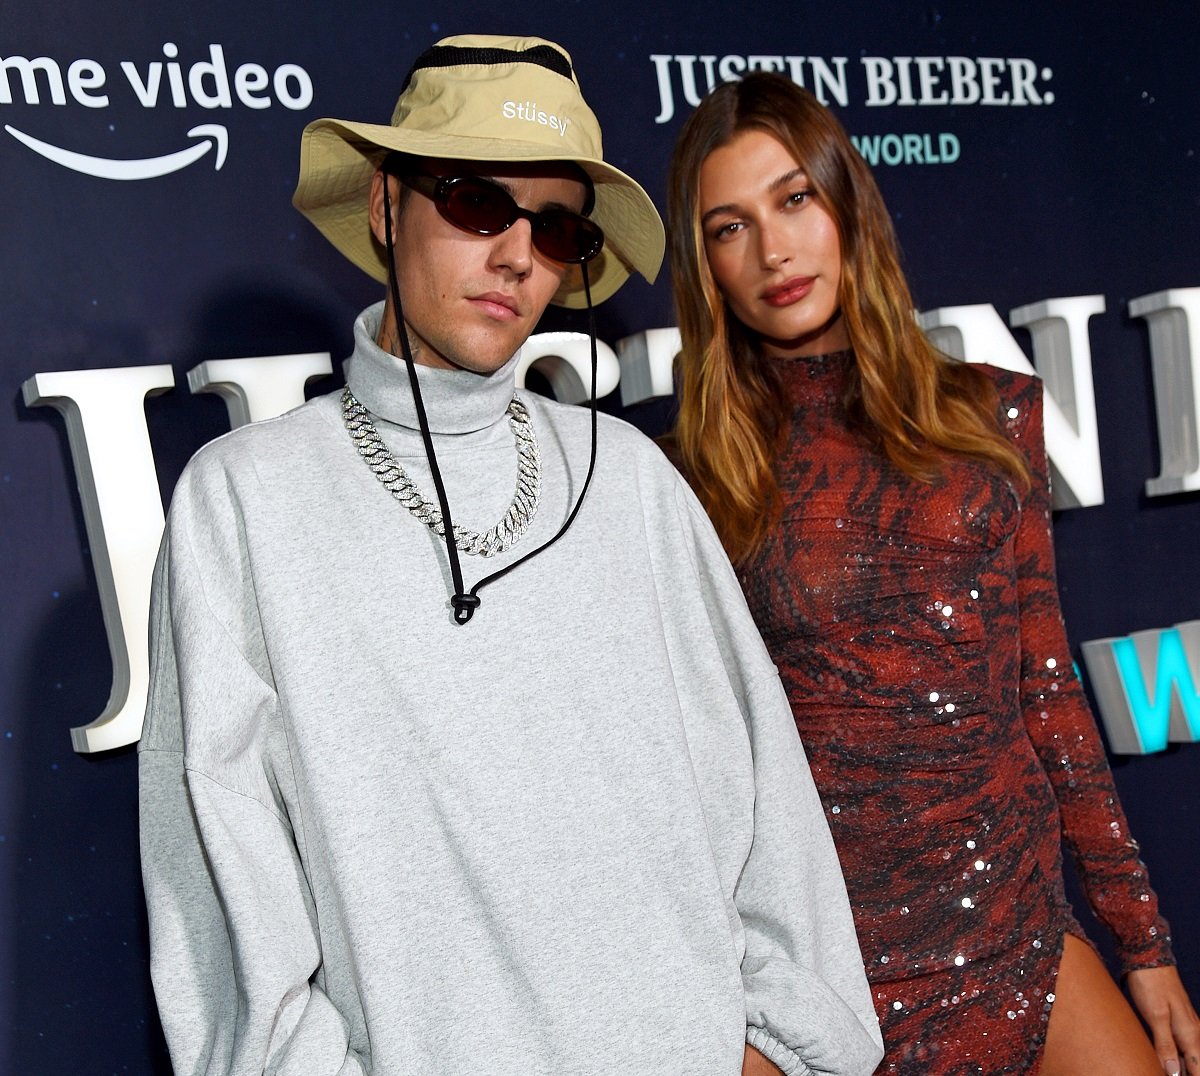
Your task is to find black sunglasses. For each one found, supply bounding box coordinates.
[398,173,605,265]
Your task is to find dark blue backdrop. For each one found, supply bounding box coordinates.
[2,3,1198,1071]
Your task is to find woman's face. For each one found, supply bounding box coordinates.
[698,128,849,359]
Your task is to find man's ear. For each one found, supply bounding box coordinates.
[368,169,400,247]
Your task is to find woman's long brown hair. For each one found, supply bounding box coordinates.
[666,73,1029,564]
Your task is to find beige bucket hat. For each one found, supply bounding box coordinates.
[293,35,664,308]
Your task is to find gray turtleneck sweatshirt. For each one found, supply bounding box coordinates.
[139,303,882,1076]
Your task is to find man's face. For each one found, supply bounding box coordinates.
[370,158,590,375]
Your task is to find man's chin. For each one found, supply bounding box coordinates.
[442,330,528,376]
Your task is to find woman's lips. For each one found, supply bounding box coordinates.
[761,276,815,307]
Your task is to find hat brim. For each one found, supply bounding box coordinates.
[293,118,665,308]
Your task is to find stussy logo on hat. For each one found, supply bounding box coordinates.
[501,100,571,137]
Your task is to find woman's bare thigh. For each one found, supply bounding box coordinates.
[1040,933,1160,1076]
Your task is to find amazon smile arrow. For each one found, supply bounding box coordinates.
[3,123,228,180]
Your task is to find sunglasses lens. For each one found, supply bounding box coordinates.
[436,177,605,264]
[441,180,516,235]
[534,212,605,264]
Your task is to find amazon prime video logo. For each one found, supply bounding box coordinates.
[1,43,313,180]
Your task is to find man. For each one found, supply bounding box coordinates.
[138,35,882,1076]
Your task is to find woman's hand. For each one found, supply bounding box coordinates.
[742,1043,785,1076]
[1127,965,1200,1074]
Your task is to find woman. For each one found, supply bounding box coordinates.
[666,72,1199,1075]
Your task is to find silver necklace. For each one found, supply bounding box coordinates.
[342,388,540,557]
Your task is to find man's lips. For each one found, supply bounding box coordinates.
[470,292,523,320]
[761,276,816,307]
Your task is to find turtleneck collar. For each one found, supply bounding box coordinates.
[775,348,855,406]
[343,302,519,434]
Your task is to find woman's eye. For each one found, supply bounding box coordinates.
[711,221,743,240]
[787,189,813,207]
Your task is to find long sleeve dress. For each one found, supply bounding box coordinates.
[737,351,1174,1074]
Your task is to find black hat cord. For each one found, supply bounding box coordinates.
[380,176,600,626]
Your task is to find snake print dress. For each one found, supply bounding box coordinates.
[738,353,1173,1074]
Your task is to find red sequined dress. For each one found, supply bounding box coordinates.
[738,353,1174,1074]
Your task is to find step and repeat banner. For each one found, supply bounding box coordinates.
[2,3,1198,1070]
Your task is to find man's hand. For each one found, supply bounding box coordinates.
[742,1043,785,1076]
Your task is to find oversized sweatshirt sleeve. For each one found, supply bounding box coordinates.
[1006,376,1174,973]
[674,482,884,1076]
[138,455,367,1075]
[737,673,886,1076]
